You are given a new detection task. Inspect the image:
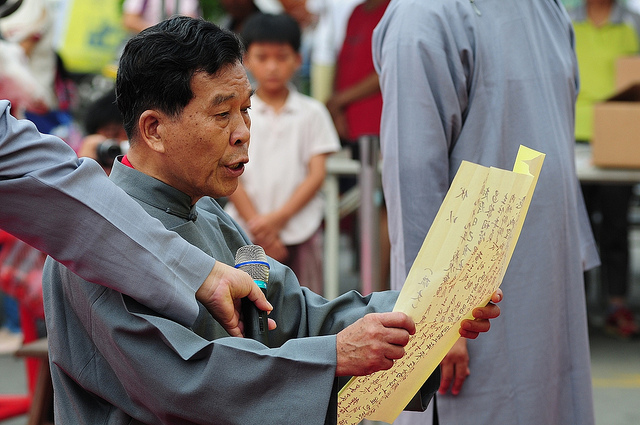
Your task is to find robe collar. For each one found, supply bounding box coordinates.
[109,157,198,222]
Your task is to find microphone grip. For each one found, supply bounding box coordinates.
[241,287,269,346]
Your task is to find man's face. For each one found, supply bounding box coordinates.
[158,63,252,202]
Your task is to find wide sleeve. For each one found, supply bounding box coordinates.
[45,257,365,424]
[373,0,472,280]
[0,100,213,326]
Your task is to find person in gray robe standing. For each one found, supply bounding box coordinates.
[373,1,599,424]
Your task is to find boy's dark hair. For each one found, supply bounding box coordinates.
[240,12,301,53]
[84,90,122,135]
[116,16,244,139]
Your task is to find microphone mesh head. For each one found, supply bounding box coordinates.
[235,245,269,282]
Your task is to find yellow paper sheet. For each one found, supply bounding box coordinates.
[337,146,545,425]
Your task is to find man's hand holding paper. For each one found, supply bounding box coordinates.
[459,288,502,339]
[335,290,502,377]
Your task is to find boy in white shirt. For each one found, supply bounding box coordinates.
[225,12,340,295]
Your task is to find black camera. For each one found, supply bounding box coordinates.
[96,140,126,168]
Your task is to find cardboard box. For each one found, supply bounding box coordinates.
[616,56,640,92]
[592,84,640,168]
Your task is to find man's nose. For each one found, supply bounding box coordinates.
[232,116,250,146]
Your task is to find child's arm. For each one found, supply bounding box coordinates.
[248,153,330,243]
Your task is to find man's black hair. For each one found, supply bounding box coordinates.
[116,16,244,139]
[240,12,301,53]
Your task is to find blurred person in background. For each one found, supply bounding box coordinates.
[254,0,317,93]
[218,0,260,34]
[0,0,56,354]
[225,13,340,295]
[255,0,316,29]
[307,0,362,103]
[0,290,22,353]
[77,89,128,173]
[0,30,48,117]
[326,0,387,144]
[374,1,599,424]
[326,0,390,289]
[122,0,201,34]
[568,0,640,338]
[0,0,79,148]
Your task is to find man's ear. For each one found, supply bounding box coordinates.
[138,110,166,153]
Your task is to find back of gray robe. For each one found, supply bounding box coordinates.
[373,1,599,424]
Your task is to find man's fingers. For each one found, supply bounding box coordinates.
[384,343,407,361]
[472,303,500,320]
[457,291,502,339]
[491,288,503,303]
[335,312,415,377]
[460,318,491,334]
[228,265,272,313]
[197,262,273,338]
[378,311,416,335]
[459,328,480,339]
[451,365,470,395]
[439,362,454,394]
[267,318,277,330]
[242,280,273,313]
[384,326,413,348]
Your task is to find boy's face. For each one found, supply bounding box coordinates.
[244,42,301,94]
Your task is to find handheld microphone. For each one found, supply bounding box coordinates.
[234,245,270,346]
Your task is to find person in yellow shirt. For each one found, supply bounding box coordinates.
[569,0,640,338]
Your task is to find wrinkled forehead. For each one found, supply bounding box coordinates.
[191,64,253,105]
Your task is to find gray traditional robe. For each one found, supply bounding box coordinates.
[0,100,212,326]
[373,1,599,424]
[43,159,435,424]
